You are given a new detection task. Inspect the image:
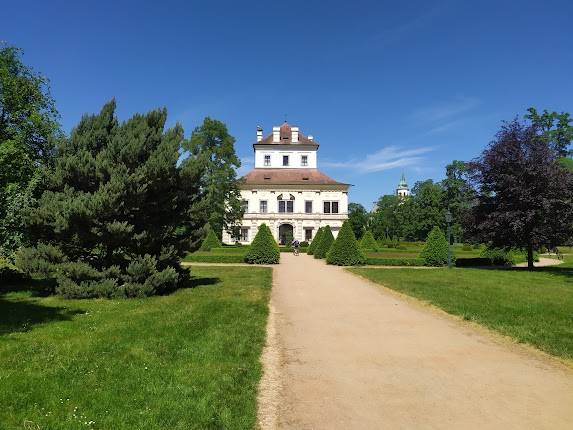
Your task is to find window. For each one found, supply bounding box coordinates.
[279,200,294,213]
[240,227,249,242]
[323,201,339,214]
[301,155,308,167]
[283,155,289,166]
[305,228,313,241]
[264,155,271,166]
[241,199,249,213]
[259,200,267,213]
[305,200,313,214]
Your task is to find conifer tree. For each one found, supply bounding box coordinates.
[307,227,323,256]
[359,230,378,251]
[16,101,206,298]
[314,225,334,259]
[244,224,280,264]
[199,225,222,251]
[420,226,451,266]
[327,220,366,265]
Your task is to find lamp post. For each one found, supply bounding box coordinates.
[445,210,452,268]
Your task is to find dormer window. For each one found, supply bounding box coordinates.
[283,155,289,166]
[301,155,308,167]
[264,154,271,166]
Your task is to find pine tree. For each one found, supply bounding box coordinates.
[327,221,366,265]
[420,226,452,266]
[307,227,323,255]
[359,230,378,251]
[314,225,334,259]
[16,101,206,298]
[200,225,222,251]
[244,224,280,264]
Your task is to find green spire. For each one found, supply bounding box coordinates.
[398,172,408,188]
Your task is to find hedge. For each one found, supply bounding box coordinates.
[420,226,453,266]
[199,227,222,251]
[327,221,366,266]
[314,225,334,259]
[359,231,378,252]
[365,257,425,266]
[307,227,323,256]
[182,253,245,263]
[244,224,280,264]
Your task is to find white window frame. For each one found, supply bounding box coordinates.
[323,201,339,214]
[241,199,249,213]
[301,155,308,167]
[305,200,313,214]
[240,227,249,242]
[282,155,289,166]
[264,154,271,166]
[259,200,268,213]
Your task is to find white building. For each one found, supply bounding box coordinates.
[222,122,349,245]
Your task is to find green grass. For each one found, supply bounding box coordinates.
[0,266,272,429]
[349,257,573,361]
[182,252,246,263]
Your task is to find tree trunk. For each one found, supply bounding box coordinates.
[527,243,534,270]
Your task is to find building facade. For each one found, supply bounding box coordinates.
[396,172,410,198]
[222,122,349,244]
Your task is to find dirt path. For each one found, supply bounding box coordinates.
[258,253,573,429]
[514,256,564,267]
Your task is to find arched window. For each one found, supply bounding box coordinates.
[277,194,294,213]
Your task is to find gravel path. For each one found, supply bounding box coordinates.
[257,253,573,429]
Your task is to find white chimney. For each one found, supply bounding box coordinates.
[272,126,280,143]
[291,127,299,143]
[256,126,263,142]
[308,135,314,141]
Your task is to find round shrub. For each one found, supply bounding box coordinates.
[314,225,334,259]
[327,221,366,266]
[307,227,323,256]
[420,226,453,266]
[199,226,222,251]
[359,231,378,252]
[244,224,280,264]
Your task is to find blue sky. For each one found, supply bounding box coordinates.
[4,0,573,208]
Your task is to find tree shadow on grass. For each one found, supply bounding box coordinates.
[0,296,83,336]
[188,277,221,288]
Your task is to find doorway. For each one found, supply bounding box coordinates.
[279,224,294,245]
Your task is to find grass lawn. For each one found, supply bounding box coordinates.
[350,257,573,361]
[0,266,272,429]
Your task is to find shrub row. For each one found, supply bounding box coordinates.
[182,253,245,263]
[365,257,425,266]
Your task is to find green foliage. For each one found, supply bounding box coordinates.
[359,230,378,251]
[0,45,61,256]
[244,224,280,264]
[559,157,573,172]
[184,253,245,264]
[348,202,370,239]
[307,227,323,255]
[462,243,472,251]
[314,225,334,259]
[326,221,366,266]
[184,117,242,239]
[0,258,26,283]
[200,225,222,251]
[365,257,425,266]
[480,247,538,266]
[526,107,573,157]
[15,101,206,298]
[420,226,452,266]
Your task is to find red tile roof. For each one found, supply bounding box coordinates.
[254,122,318,146]
[242,168,348,186]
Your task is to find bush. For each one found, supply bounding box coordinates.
[327,221,366,266]
[359,231,378,252]
[420,226,453,267]
[244,224,280,264]
[300,241,309,248]
[183,253,245,263]
[365,257,425,266]
[199,226,222,251]
[480,247,538,266]
[0,259,27,283]
[307,227,323,256]
[314,225,334,259]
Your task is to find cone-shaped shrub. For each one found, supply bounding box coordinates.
[244,224,280,264]
[420,226,453,266]
[199,225,222,251]
[314,225,334,259]
[327,221,366,266]
[307,227,323,255]
[359,230,378,252]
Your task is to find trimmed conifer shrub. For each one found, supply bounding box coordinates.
[200,225,222,251]
[307,227,323,256]
[327,221,366,266]
[359,230,378,252]
[314,225,334,259]
[244,224,280,264]
[420,226,453,266]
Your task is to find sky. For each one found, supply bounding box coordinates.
[3,0,573,208]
